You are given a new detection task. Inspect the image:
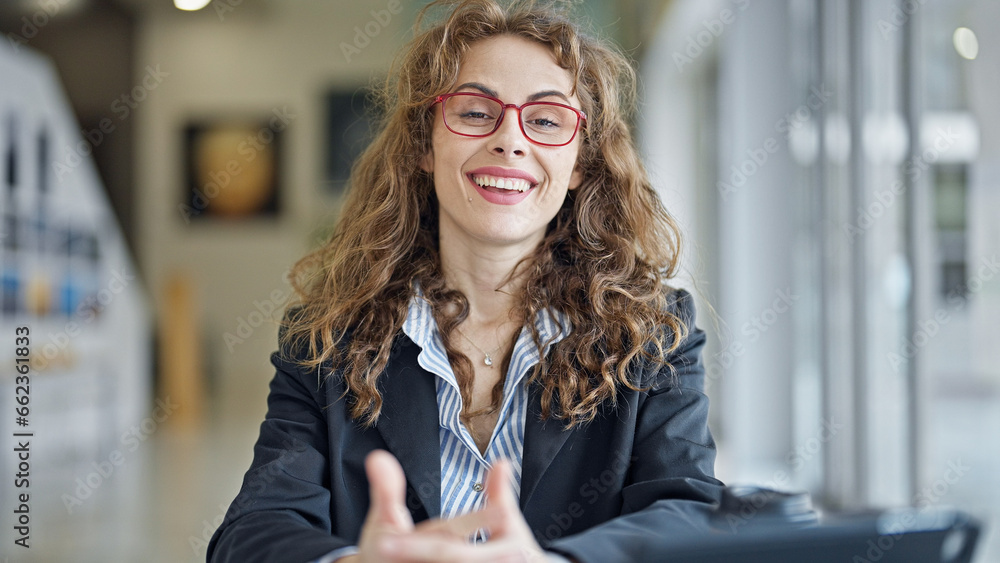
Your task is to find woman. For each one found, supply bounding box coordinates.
[208,1,723,561]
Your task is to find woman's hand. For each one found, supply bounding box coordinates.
[390,457,547,562]
[353,450,549,562]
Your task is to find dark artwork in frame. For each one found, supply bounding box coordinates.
[324,87,378,196]
[182,117,283,222]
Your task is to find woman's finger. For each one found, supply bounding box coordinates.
[484,459,518,513]
[364,450,414,530]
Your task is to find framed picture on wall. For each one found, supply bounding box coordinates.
[181,117,284,222]
[324,87,378,196]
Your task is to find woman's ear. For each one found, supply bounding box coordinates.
[568,166,583,190]
[419,148,434,174]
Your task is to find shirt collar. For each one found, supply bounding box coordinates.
[401,281,571,374]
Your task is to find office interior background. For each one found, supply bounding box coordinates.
[0,0,997,561]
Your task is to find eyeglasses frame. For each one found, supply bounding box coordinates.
[431,92,587,147]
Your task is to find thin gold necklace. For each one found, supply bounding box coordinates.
[456,327,502,367]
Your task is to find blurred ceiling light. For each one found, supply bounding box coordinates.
[175,0,212,11]
[952,27,979,60]
[12,0,88,16]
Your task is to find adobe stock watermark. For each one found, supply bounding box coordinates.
[718,84,833,201]
[843,126,958,242]
[188,436,309,558]
[53,65,170,179]
[177,106,295,223]
[213,0,247,21]
[672,0,750,72]
[877,0,929,40]
[340,0,403,63]
[705,287,800,387]
[853,458,971,563]
[724,417,842,532]
[914,459,971,510]
[223,285,291,352]
[541,452,637,542]
[887,254,998,373]
[5,0,74,53]
[34,267,136,371]
[61,396,178,513]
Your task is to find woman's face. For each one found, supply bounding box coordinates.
[423,34,584,251]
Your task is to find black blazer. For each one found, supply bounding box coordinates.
[207,290,724,563]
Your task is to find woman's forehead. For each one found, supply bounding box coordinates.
[454,35,577,101]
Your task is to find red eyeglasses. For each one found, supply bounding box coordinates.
[432,92,587,147]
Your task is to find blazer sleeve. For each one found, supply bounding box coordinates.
[206,325,351,563]
[545,289,725,562]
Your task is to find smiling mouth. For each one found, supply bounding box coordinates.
[469,173,536,193]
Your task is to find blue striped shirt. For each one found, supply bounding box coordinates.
[401,290,570,528]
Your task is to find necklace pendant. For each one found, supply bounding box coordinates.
[484,354,493,366]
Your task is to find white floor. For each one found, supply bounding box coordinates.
[0,366,270,563]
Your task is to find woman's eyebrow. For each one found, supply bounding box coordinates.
[527,90,571,103]
[454,82,499,97]
[454,82,571,103]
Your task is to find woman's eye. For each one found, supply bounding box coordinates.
[528,118,560,129]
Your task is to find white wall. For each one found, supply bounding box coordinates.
[965,0,1000,381]
[133,1,411,387]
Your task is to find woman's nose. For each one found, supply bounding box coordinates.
[490,106,528,157]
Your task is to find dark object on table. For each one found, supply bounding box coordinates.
[715,485,820,528]
[642,486,981,563]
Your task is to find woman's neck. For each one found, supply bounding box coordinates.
[438,227,539,326]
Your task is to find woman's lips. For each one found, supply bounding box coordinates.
[467,166,539,185]
[466,173,535,205]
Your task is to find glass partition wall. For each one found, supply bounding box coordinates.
[643,1,995,560]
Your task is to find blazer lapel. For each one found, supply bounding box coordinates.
[374,335,442,518]
[519,380,575,512]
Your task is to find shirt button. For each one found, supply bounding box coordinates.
[472,482,484,492]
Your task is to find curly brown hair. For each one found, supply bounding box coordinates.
[283,0,687,428]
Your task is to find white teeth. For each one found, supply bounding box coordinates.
[471,174,532,192]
